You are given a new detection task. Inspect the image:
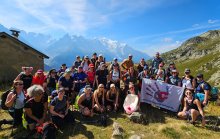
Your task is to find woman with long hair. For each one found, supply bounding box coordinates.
[0,80,25,128]
[93,84,105,113]
[106,84,119,112]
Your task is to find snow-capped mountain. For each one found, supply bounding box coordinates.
[0,24,150,69]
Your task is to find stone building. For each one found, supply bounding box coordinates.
[0,31,49,83]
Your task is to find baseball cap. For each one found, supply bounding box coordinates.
[85,55,89,59]
[89,64,94,68]
[129,54,133,57]
[113,58,118,61]
[37,69,43,73]
[172,69,177,73]
[197,73,203,78]
[85,85,92,89]
[93,52,97,55]
[185,68,190,73]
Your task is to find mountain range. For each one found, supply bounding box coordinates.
[0,24,150,69]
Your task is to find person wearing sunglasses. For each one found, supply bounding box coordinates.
[177,89,205,126]
[0,80,25,128]
[77,85,94,117]
[93,84,106,113]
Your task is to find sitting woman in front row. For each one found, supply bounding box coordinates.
[50,88,75,129]
[77,85,94,117]
[24,85,47,131]
[93,84,106,113]
[178,88,205,126]
[106,84,119,112]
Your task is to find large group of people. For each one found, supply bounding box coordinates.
[0,52,217,134]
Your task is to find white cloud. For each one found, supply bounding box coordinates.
[0,0,170,36]
[208,19,219,24]
[163,37,173,42]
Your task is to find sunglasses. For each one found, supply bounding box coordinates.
[15,83,23,86]
[186,91,192,94]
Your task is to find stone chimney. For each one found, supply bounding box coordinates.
[10,29,20,39]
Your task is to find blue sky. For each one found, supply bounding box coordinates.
[0,0,220,55]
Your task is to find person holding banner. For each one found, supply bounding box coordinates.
[177,89,205,126]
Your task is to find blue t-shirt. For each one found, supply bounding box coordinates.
[58,76,74,89]
[72,72,88,88]
[196,81,211,93]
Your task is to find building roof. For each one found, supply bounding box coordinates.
[0,32,49,59]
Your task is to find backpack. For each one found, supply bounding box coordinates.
[128,112,147,125]
[100,113,107,127]
[1,89,15,110]
[209,87,219,101]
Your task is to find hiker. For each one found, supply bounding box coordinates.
[122,66,138,92]
[91,52,98,67]
[0,80,25,128]
[124,83,139,115]
[93,84,106,113]
[57,64,67,77]
[73,56,82,69]
[50,88,74,129]
[77,85,94,117]
[95,54,105,69]
[58,69,74,100]
[120,54,134,73]
[108,63,121,89]
[177,89,205,126]
[155,63,166,82]
[195,73,211,106]
[72,66,88,92]
[86,64,96,89]
[109,58,120,71]
[24,85,47,131]
[95,62,109,88]
[81,55,91,72]
[106,84,119,112]
[32,69,47,88]
[151,52,163,75]
[14,66,33,92]
[137,58,148,73]
[181,68,196,89]
[138,66,150,91]
[46,69,58,94]
[165,69,181,87]
[165,62,176,77]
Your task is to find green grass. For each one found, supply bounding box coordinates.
[1,102,220,139]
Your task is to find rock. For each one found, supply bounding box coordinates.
[129,134,141,139]
[112,122,123,139]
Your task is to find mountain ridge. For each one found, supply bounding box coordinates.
[162,29,220,87]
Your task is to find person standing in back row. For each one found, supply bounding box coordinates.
[121,54,134,74]
[151,52,163,75]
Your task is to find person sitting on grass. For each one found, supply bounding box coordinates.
[0,80,25,128]
[93,84,106,113]
[177,88,205,126]
[50,88,75,129]
[24,85,47,131]
[77,85,94,117]
[106,84,119,112]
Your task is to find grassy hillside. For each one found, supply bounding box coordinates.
[162,30,220,87]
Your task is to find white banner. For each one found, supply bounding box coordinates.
[140,79,185,112]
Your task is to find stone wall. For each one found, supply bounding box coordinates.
[0,36,44,83]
